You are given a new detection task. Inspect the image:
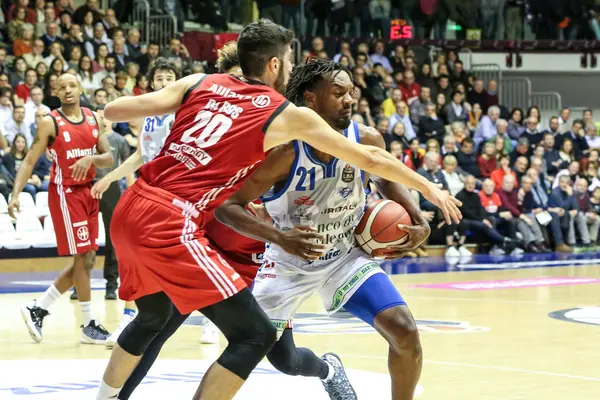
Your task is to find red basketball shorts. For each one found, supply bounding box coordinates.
[112,179,247,314]
[48,183,99,256]
[211,247,260,287]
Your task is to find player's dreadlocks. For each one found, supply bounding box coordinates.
[216,41,239,73]
[285,58,354,107]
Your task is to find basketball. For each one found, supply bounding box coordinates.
[355,200,412,258]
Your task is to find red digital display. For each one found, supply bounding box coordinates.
[390,19,413,39]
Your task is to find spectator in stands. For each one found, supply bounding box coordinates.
[0,49,8,76]
[8,7,28,43]
[1,133,37,198]
[551,174,591,246]
[418,103,445,144]
[0,88,14,131]
[385,120,409,150]
[409,86,431,126]
[456,138,480,178]
[356,97,376,127]
[133,75,149,96]
[510,136,531,165]
[406,138,424,170]
[478,142,498,179]
[523,116,543,147]
[161,37,191,76]
[4,106,32,147]
[494,135,508,159]
[74,0,102,26]
[526,106,542,130]
[479,178,502,218]
[8,0,36,24]
[442,134,459,157]
[125,28,142,61]
[68,45,82,70]
[9,57,28,88]
[14,69,38,104]
[589,187,600,227]
[34,62,47,88]
[101,8,119,36]
[39,21,62,51]
[574,178,600,245]
[559,138,575,165]
[400,70,421,105]
[101,76,120,102]
[507,108,525,141]
[45,42,66,69]
[583,109,594,127]
[77,55,96,95]
[444,90,468,125]
[558,107,571,134]
[450,121,468,144]
[24,87,49,127]
[388,100,415,139]
[418,152,447,209]
[441,155,464,196]
[542,116,560,137]
[81,12,96,41]
[111,37,130,71]
[491,154,517,189]
[553,161,581,189]
[370,40,392,73]
[456,175,519,254]
[86,23,112,60]
[93,55,116,87]
[435,92,447,118]
[542,132,563,176]
[514,155,529,183]
[32,148,52,192]
[381,88,403,117]
[467,102,482,133]
[468,79,486,111]
[92,43,109,72]
[523,169,572,252]
[484,80,499,111]
[91,88,108,109]
[24,39,45,69]
[490,118,512,154]
[63,24,85,58]
[474,105,501,149]
[417,64,435,89]
[13,23,35,57]
[376,117,390,137]
[42,72,60,109]
[585,123,600,150]
[59,10,73,35]
[499,174,546,253]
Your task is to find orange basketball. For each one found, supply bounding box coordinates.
[355,200,412,257]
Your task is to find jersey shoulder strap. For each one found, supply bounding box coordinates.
[261,140,301,203]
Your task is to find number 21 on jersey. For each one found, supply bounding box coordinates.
[295,167,315,191]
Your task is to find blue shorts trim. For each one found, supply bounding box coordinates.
[343,272,406,327]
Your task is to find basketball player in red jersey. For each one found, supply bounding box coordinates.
[97,20,461,400]
[8,73,114,345]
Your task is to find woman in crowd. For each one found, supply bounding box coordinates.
[92,43,109,72]
[35,61,48,85]
[559,138,575,164]
[68,45,82,70]
[42,72,60,110]
[77,55,96,95]
[508,108,525,140]
[406,138,424,170]
[8,7,27,42]
[1,133,38,198]
[13,23,35,57]
[441,155,464,196]
[133,75,150,96]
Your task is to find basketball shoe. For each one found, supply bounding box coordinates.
[201,320,220,344]
[320,353,357,400]
[81,320,110,344]
[20,301,49,343]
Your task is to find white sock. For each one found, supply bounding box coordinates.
[96,380,121,400]
[37,284,61,310]
[79,301,94,326]
[321,361,335,382]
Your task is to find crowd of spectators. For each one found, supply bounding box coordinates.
[253,0,600,40]
[2,0,600,258]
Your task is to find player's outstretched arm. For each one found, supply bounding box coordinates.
[215,145,328,260]
[91,135,143,199]
[264,104,462,224]
[7,116,53,218]
[104,74,204,122]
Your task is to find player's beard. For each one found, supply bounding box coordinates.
[274,66,286,94]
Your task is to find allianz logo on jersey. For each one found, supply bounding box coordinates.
[208,84,271,108]
[66,147,97,160]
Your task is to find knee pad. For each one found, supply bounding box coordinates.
[117,303,174,356]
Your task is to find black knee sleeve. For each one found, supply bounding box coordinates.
[117,292,175,356]
[266,328,328,378]
[201,288,277,380]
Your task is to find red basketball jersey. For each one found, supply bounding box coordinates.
[139,74,289,224]
[48,107,100,187]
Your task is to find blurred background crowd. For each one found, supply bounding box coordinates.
[1,0,600,258]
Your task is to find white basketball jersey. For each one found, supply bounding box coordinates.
[262,121,367,272]
[140,114,174,164]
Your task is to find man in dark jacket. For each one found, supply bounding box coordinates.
[456,175,519,252]
[418,103,445,144]
[456,138,481,178]
[550,174,590,245]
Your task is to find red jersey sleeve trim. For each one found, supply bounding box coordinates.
[261,100,290,134]
[181,75,208,105]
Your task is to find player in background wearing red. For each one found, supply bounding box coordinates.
[216,58,431,400]
[8,73,115,344]
[96,20,460,400]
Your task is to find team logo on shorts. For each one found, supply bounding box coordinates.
[77,226,89,241]
[342,164,355,183]
[92,129,98,138]
[87,116,97,125]
[252,95,271,108]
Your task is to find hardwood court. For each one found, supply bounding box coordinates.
[1,254,599,399]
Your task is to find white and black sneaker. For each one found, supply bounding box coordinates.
[21,302,49,343]
[321,353,357,400]
[81,320,110,344]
